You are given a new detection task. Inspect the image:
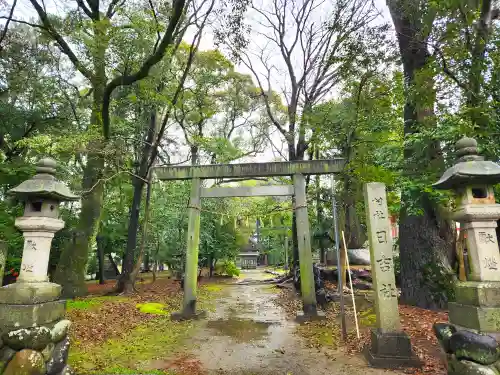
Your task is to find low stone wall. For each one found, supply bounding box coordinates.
[0,319,73,375]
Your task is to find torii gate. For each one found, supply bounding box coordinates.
[153,159,344,322]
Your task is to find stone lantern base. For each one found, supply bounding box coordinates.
[434,281,500,375]
[448,281,500,340]
[0,283,73,375]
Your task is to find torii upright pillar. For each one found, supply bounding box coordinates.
[294,173,325,321]
[171,177,206,320]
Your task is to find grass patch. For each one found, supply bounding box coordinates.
[69,317,196,374]
[201,284,223,292]
[67,296,129,312]
[136,302,170,315]
[359,307,376,327]
[296,323,339,348]
[197,284,224,312]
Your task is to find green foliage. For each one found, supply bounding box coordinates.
[67,296,129,312]
[220,260,240,277]
[69,317,195,374]
[1,0,498,310]
[135,303,169,315]
[4,257,21,275]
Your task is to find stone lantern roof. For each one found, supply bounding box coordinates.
[433,137,500,190]
[7,157,79,201]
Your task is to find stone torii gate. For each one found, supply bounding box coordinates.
[153,159,344,321]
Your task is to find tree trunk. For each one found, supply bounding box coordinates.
[54,22,107,297]
[209,255,214,278]
[388,0,456,309]
[152,242,160,284]
[343,187,366,248]
[128,171,154,292]
[144,252,150,272]
[96,234,105,285]
[116,110,157,293]
[54,90,105,298]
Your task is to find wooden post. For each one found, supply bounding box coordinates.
[0,240,6,285]
[294,173,324,322]
[284,233,289,270]
[171,178,205,320]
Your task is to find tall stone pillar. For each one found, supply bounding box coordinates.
[363,182,420,368]
[171,177,206,321]
[294,173,325,322]
[433,137,500,375]
[0,158,78,375]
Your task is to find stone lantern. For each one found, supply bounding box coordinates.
[433,138,500,375]
[434,137,500,284]
[0,158,78,375]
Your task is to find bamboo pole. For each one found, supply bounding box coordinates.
[342,230,360,339]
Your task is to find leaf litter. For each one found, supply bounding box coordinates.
[273,286,447,375]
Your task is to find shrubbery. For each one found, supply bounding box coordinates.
[221,260,240,277]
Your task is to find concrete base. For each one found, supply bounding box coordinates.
[170,310,207,321]
[295,310,326,323]
[0,282,61,304]
[0,300,65,328]
[364,346,423,369]
[449,302,500,332]
[364,329,422,369]
[454,281,500,307]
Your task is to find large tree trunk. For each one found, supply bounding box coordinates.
[128,171,154,291]
[116,111,157,293]
[54,84,105,298]
[54,20,107,297]
[343,176,366,248]
[388,0,455,309]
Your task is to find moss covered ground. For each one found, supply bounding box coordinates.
[67,278,223,374]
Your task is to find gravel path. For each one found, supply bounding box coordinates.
[188,269,403,375]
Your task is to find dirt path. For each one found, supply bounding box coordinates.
[188,269,403,375]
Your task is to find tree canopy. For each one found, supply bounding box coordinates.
[0,0,499,308]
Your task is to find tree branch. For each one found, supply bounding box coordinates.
[102,0,188,139]
[147,0,214,172]
[75,0,93,19]
[0,0,17,51]
[148,0,162,52]
[106,0,125,18]
[29,0,93,80]
[0,16,46,30]
[433,45,469,92]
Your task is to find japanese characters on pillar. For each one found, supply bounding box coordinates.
[464,221,500,281]
[364,182,401,332]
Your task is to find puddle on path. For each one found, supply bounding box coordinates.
[207,318,274,342]
[189,269,403,375]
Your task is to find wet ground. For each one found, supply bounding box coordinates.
[189,269,403,375]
